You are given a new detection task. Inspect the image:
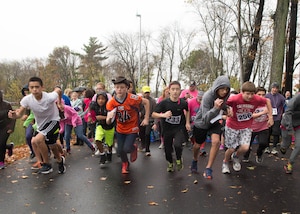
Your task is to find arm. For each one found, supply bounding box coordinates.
[185,110,191,131]
[140,98,150,126]
[8,106,27,119]
[266,98,274,127]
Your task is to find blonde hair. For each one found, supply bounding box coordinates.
[64,88,73,97]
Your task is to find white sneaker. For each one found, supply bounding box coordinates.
[271,147,278,155]
[264,147,271,154]
[112,147,117,154]
[94,149,100,156]
[158,143,164,149]
[231,152,241,171]
[222,162,230,174]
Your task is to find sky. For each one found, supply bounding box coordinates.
[0,0,196,60]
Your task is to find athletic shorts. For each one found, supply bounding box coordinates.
[193,122,223,145]
[35,121,59,145]
[224,126,252,149]
[95,125,115,147]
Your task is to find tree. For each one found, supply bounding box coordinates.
[75,37,108,87]
[243,0,265,82]
[179,49,223,90]
[270,0,289,89]
[283,0,298,95]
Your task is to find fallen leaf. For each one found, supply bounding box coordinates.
[193,180,198,184]
[11,180,18,183]
[148,201,159,206]
[100,177,107,181]
[229,185,242,189]
[124,180,131,184]
[247,166,256,170]
[49,179,54,182]
[147,185,154,189]
[40,201,44,205]
[88,181,93,183]
[65,193,70,196]
[21,175,29,179]
[71,208,76,212]
[181,188,188,193]
[24,203,30,207]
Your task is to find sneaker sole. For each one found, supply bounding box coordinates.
[40,168,54,174]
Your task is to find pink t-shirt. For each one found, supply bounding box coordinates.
[179,89,198,100]
[188,97,200,124]
[226,93,267,130]
[251,106,268,132]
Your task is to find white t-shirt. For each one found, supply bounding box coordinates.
[20,92,60,130]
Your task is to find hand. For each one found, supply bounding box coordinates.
[185,123,191,132]
[140,118,149,126]
[214,98,224,109]
[8,110,16,119]
[164,110,172,119]
[7,129,13,134]
[152,124,157,131]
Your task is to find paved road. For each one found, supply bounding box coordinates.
[0,141,299,214]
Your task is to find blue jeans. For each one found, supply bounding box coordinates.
[116,132,137,162]
[64,124,93,150]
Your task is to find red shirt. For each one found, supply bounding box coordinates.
[226,93,267,129]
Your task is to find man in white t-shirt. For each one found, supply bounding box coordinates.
[8,77,66,174]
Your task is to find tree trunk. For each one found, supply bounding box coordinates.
[243,0,265,82]
[270,0,289,89]
[283,0,297,96]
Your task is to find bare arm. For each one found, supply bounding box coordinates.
[8,106,26,119]
[140,98,150,126]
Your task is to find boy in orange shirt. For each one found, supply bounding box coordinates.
[106,76,149,174]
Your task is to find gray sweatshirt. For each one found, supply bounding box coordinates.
[194,75,230,129]
[281,93,300,133]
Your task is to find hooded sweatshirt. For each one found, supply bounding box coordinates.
[193,75,230,129]
[281,93,300,133]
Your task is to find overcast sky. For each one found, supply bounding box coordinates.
[0,0,196,60]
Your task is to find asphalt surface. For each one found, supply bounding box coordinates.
[0,141,299,214]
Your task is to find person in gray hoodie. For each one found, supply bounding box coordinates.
[280,93,300,174]
[191,75,231,179]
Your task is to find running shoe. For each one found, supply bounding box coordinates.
[38,163,53,174]
[99,154,106,165]
[122,162,129,174]
[58,156,66,174]
[264,147,271,154]
[0,162,5,169]
[255,156,263,164]
[106,153,112,162]
[203,168,213,179]
[191,160,198,173]
[231,152,241,171]
[130,144,138,162]
[271,147,278,155]
[167,162,174,172]
[176,158,183,171]
[222,162,230,174]
[284,163,293,174]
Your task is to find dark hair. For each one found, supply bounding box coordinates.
[84,88,95,98]
[241,81,256,93]
[29,76,43,86]
[169,81,181,88]
[256,86,266,94]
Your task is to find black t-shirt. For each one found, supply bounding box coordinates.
[154,98,188,132]
[89,101,115,130]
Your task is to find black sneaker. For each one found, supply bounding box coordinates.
[58,156,66,174]
[38,163,53,174]
[30,152,35,160]
[100,154,106,165]
[106,153,112,162]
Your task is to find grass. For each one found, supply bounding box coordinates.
[8,119,26,146]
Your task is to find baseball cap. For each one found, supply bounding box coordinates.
[190,81,196,86]
[142,86,151,93]
[197,91,204,97]
[271,82,279,89]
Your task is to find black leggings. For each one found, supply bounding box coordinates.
[0,128,10,162]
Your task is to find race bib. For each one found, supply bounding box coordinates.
[237,112,252,122]
[272,108,277,115]
[166,115,181,124]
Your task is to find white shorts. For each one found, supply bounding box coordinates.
[225,126,252,149]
